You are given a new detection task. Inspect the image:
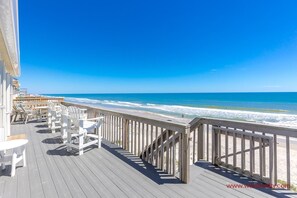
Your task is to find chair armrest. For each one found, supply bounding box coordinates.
[83,117,104,121]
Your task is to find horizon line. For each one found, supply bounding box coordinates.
[41,91,297,95]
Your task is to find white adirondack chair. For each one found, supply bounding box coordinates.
[66,106,103,155]
[47,102,62,133]
[47,102,54,127]
[19,104,35,124]
[60,105,69,143]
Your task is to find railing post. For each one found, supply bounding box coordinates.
[198,124,204,160]
[181,125,190,183]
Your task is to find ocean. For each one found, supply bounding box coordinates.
[45,92,297,128]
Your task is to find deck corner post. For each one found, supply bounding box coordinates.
[181,125,190,184]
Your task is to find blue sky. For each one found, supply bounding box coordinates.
[19,0,297,94]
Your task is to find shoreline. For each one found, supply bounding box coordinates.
[63,96,297,129]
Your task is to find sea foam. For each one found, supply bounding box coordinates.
[65,97,297,128]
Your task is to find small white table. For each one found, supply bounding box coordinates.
[0,139,28,176]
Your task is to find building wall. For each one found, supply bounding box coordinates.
[0,0,20,141]
[0,61,13,141]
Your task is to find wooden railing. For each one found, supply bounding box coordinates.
[62,102,191,183]
[189,117,297,188]
[14,96,64,103]
[62,102,297,188]
[14,97,64,109]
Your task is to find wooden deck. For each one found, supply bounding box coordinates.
[0,122,295,198]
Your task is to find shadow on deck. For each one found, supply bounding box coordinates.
[44,131,181,185]
[1,121,296,198]
[194,161,297,198]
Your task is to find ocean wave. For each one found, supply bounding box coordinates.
[65,97,297,128]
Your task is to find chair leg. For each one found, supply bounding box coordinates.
[67,131,72,152]
[25,114,28,124]
[98,127,102,148]
[14,113,18,122]
[51,121,56,133]
[78,134,84,155]
[23,149,27,167]
[1,163,5,170]
[0,151,5,170]
[11,152,17,177]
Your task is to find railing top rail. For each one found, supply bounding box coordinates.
[212,126,273,140]
[62,102,189,132]
[190,117,297,138]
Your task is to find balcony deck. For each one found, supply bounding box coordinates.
[0,121,294,198]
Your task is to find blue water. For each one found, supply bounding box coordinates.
[45,93,297,128]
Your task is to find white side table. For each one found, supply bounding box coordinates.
[0,139,28,177]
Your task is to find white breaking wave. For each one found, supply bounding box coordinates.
[65,97,297,128]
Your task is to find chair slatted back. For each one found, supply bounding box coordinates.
[67,106,87,128]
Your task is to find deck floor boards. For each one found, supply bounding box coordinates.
[0,122,294,198]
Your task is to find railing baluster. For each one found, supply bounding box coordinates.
[137,122,141,156]
[142,122,145,160]
[178,133,182,177]
[115,116,117,145]
[146,123,149,161]
[161,128,165,170]
[269,138,274,185]
[155,126,158,166]
[108,115,111,142]
[273,134,277,185]
[218,129,221,163]
[252,131,255,172]
[196,128,199,163]
[241,132,245,172]
[150,125,154,164]
[259,137,263,180]
[112,115,114,143]
[233,131,236,168]
[250,135,254,176]
[206,124,209,161]
[112,116,115,144]
[173,134,176,176]
[134,121,137,155]
[129,120,132,152]
[169,141,172,174]
[192,128,196,164]
[262,132,266,176]
[225,129,228,165]
[120,118,123,147]
[286,136,291,189]
[138,121,141,156]
[122,118,125,149]
[166,129,169,172]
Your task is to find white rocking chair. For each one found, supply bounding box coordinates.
[65,106,103,155]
